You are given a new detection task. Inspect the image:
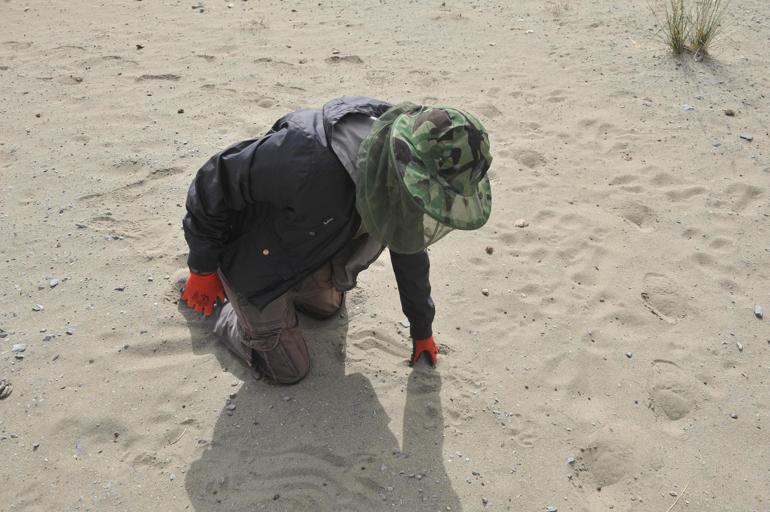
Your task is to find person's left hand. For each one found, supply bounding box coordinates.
[181,271,225,316]
[410,336,438,367]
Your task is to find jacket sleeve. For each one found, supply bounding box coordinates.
[183,127,305,272]
[390,250,435,340]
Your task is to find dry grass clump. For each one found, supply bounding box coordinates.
[690,0,728,54]
[661,0,690,54]
[655,0,728,57]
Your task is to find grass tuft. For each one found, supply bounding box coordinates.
[653,0,728,57]
[661,0,690,55]
[690,0,728,55]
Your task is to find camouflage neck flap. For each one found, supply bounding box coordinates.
[355,102,493,254]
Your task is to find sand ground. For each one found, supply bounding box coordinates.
[1,1,768,511]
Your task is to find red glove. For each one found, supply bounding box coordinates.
[181,271,225,316]
[410,336,438,367]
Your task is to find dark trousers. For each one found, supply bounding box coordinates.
[215,263,343,384]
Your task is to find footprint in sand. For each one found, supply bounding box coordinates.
[649,385,693,420]
[473,102,503,120]
[347,328,407,361]
[571,439,632,490]
[723,183,764,212]
[665,186,706,202]
[647,360,707,421]
[513,148,546,169]
[640,273,685,324]
[608,174,638,186]
[617,201,657,232]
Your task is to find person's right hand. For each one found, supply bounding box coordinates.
[410,336,438,368]
[181,271,225,316]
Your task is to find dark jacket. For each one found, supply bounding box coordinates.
[183,96,434,339]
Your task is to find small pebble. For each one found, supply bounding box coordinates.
[754,304,763,319]
[739,133,753,141]
[546,507,558,512]
[485,246,494,255]
[482,497,489,506]
[226,403,236,411]
[12,344,26,353]
[399,318,411,328]
[682,104,695,111]
[625,352,633,358]
[33,443,40,451]
[730,413,738,419]
[481,288,490,296]
[724,108,735,116]
[32,304,44,312]
[566,456,576,465]
[177,108,185,114]
[514,218,529,228]
[65,328,74,336]
[736,341,743,352]
[49,279,59,288]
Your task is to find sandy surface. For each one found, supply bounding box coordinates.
[1,1,769,511]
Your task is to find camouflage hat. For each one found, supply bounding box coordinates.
[355,102,493,254]
[392,106,492,229]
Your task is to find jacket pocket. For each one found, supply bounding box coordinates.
[276,214,346,272]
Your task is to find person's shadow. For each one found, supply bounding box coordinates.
[178,300,462,512]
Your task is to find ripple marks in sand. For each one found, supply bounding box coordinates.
[191,448,388,511]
